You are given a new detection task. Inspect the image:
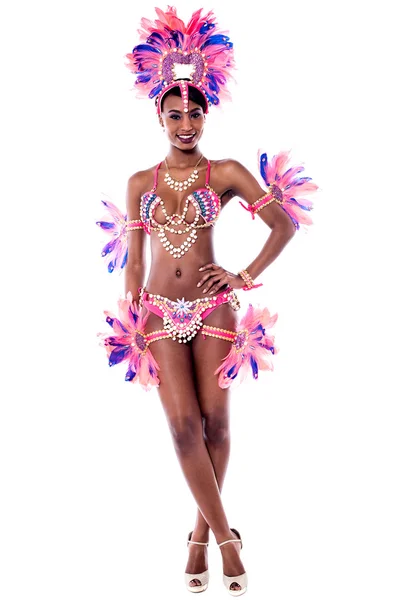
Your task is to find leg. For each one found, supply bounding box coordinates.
[145,311,237,544]
[189,305,246,590]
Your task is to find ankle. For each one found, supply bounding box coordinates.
[189,530,210,544]
[215,528,236,547]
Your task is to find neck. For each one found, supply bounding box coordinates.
[166,146,203,169]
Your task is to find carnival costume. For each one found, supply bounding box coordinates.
[96,7,318,393]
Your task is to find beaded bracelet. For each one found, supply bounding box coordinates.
[238,269,263,291]
[126,219,145,231]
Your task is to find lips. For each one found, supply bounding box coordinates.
[177,133,196,144]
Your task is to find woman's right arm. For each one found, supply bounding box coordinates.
[125,172,147,303]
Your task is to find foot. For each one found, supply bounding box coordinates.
[185,532,209,588]
[219,529,245,593]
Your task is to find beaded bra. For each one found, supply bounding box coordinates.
[138,160,221,259]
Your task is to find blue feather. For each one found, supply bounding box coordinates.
[146,32,165,48]
[207,74,220,93]
[120,249,128,269]
[200,22,215,34]
[227,365,238,378]
[259,152,268,184]
[169,30,184,47]
[136,72,151,84]
[125,368,137,381]
[291,176,312,186]
[201,34,231,49]
[102,238,117,257]
[128,303,138,324]
[109,346,131,366]
[289,198,312,211]
[132,44,161,55]
[106,336,128,346]
[96,220,115,231]
[149,82,164,99]
[250,356,259,379]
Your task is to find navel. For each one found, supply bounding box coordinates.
[175,268,182,278]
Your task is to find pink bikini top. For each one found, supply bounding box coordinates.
[139,160,221,235]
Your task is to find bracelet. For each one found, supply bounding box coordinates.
[126,219,145,231]
[238,269,263,291]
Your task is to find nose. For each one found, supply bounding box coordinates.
[180,112,193,131]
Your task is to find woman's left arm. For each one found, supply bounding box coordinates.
[199,159,296,294]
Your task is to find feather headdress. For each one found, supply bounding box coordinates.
[125,6,235,114]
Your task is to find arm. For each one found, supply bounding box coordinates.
[227,159,296,282]
[124,172,147,303]
[198,159,295,294]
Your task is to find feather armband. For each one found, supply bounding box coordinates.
[96,199,144,273]
[240,150,318,231]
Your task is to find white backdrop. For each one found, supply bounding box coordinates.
[1,0,399,599]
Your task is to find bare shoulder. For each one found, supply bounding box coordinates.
[127,163,159,193]
[210,158,253,195]
[210,158,250,183]
[211,158,245,174]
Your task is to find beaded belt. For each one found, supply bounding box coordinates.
[139,286,240,344]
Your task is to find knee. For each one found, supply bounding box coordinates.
[203,411,230,447]
[168,415,202,455]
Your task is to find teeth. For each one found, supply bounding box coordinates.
[179,135,194,139]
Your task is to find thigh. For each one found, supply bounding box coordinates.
[145,311,203,427]
[191,303,238,416]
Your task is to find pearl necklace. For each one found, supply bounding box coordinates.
[164,155,203,191]
[156,194,201,259]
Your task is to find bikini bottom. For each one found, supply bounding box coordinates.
[98,286,278,392]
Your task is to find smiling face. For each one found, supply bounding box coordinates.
[160,93,205,150]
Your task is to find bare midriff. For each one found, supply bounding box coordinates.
[145,227,225,300]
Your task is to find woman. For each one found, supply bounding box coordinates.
[97,7,316,596]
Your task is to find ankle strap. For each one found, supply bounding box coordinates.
[188,540,209,546]
[218,538,242,548]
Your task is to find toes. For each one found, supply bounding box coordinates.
[189,579,202,587]
[230,582,242,591]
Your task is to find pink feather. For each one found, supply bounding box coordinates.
[96,198,128,273]
[125,6,235,108]
[252,150,319,231]
[98,292,160,391]
[215,304,278,389]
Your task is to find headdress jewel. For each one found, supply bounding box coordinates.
[124,6,235,114]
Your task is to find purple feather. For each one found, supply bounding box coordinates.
[109,346,131,366]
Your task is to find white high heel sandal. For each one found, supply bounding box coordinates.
[184,531,210,593]
[218,528,248,596]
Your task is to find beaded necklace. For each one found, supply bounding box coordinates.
[164,155,203,191]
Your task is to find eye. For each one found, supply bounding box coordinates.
[169,114,180,120]
[191,113,202,119]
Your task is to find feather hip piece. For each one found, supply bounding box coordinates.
[97,292,160,391]
[215,303,278,389]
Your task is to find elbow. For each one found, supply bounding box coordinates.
[271,215,296,241]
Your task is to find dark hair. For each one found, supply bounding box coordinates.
[159,84,208,113]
